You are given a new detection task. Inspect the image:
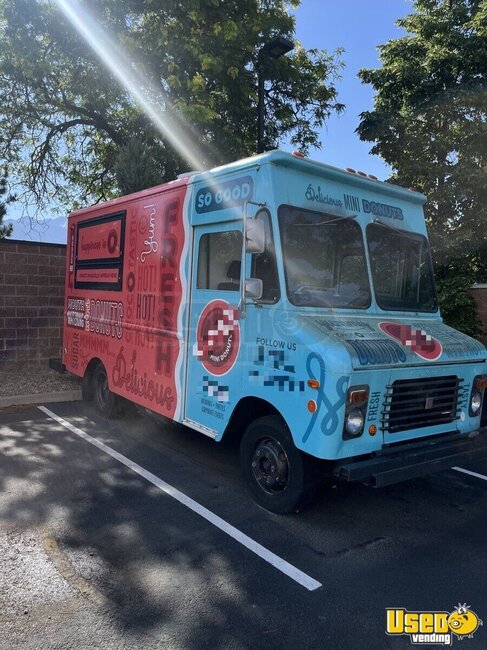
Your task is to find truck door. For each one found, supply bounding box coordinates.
[184,221,243,436]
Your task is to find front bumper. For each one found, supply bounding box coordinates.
[333,428,487,487]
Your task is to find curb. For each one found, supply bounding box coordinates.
[0,390,82,409]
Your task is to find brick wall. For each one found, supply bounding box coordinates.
[0,239,66,368]
[470,285,487,344]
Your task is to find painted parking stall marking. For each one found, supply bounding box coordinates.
[453,466,487,482]
[38,406,322,592]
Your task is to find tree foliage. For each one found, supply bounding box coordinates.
[357,0,486,335]
[0,169,14,239]
[0,0,344,210]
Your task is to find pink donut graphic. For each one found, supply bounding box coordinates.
[195,300,240,376]
[379,322,443,361]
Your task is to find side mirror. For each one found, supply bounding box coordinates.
[244,277,263,300]
[245,219,265,254]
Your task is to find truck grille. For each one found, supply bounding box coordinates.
[381,375,463,433]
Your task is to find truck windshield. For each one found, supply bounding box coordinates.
[366,222,438,312]
[278,205,371,308]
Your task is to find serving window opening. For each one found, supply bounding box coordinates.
[74,211,125,291]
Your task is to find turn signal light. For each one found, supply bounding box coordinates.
[307,400,317,413]
[475,377,487,390]
[307,379,320,389]
[369,425,377,436]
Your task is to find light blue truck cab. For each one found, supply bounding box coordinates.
[185,150,487,512]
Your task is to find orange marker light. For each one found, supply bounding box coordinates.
[292,150,305,158]
[345,167,356,174]
[307,400,317,413]
[307,379,320,389]
[475,377,487,390]
[369,425,377,436]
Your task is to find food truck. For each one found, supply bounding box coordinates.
[62,150,487,513]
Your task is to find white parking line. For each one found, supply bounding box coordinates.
[452,466,487,482]
[38,406,322,592]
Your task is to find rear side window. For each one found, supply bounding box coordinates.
[197,230,242,290]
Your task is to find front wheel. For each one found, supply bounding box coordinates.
[240,416,320,514]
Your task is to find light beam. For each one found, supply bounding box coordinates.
[56,0,207,172]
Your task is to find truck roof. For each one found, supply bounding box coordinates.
[69,149,426,218]
[192,150,427,206]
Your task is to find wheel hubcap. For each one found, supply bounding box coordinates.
[251,438,289,494]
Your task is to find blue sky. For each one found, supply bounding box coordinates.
[292,0,411,179]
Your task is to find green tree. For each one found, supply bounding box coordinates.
[357,0,486,335]
[113,138,165,195]
[0,0,343,210]
[0,169,14,239]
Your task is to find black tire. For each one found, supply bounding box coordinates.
[82,370,94,402]
[240,415,320,514]
[93,362,122,418]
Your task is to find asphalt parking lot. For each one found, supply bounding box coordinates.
[1,401,486,649]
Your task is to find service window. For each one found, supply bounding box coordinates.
[197,230,242,291]
[75,211,125,291]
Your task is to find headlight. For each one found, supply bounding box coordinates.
[470,390,482,415]
[345,408,364,436]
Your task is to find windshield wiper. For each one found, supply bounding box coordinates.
[291,214,359,227]
[371,218,422,240]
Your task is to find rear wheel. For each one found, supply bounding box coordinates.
[240,415,320,514]
[93,362,122,418]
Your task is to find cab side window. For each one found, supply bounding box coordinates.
[197,230,242,291]
[251,210,280,303]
